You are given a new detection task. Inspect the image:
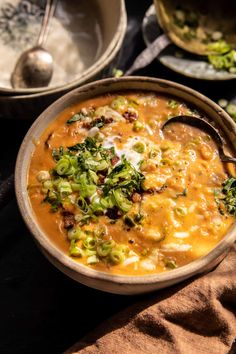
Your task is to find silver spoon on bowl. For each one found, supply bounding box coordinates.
[162,115,236,164]
[11,0,57,89]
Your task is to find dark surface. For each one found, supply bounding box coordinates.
[0,1,236,354]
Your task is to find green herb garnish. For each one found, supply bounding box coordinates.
[217,177,236,215]
[40,138,145,222]
[112,68,124,78]
[123,215,136,228]
[52,146,65,161]
[207,40,236,72]
[43,190,61,212]
[207,40,232,55]
[103,155,144,195]
[68,137,98,152]
[66,111,87,125]
[165,258,177,269]
[226,104,236,121]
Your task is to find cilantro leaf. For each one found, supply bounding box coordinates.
[66,112,86,125]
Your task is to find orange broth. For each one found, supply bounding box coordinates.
[28,92,235,275]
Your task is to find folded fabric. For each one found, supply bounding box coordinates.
[65,245,236,354]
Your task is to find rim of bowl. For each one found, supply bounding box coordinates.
[0,0,127,96]
[15,76,236,286]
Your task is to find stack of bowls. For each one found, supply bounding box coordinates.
[0,0,127,119]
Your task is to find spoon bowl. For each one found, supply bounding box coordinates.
[162,115,236,164]
[11,0,56,89]
[11,46,53,89]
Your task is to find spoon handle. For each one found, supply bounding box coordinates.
[125,33,171,76]
[37,0,57,47]
[219,149,236,164]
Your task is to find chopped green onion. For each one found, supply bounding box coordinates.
[133,121,144,132]
[76,173,96,198]
[87,255,99,264]
[39,136,146,224]
[100,196,115,209]
[69,240,84,257]
[85,158,108,172]
[112,189,132,213]
[229,67,236,74]
[83,236,97,250]
[77,196,89,213]
[37,170,50,182]
[56,156,75,176]
[174,207,187,217]
[71,183,81,192]
[89,170,99,184]
[43,180,53,190]
[207,40,231,54]
[110,96,128,111]
[67,227,85,240]
[85,249,97,256]
[218,99,228,108]
[97,240,115,257]
[58,181,72,198]
[94,224,107,238]
[132,142,146,153]
[112,68,124,78]
[110,248,125,264]
[226,104,236,120]
[90,197,105,215]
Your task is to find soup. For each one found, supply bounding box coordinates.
[28,92,236,275]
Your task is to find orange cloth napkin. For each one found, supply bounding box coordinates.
[65,245,236,354]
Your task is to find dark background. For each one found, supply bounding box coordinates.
[0,1,236,353]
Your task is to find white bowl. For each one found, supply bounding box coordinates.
[0,0,127,119]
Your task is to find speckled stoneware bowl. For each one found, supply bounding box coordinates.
[15,77,236,295]
[0,0,127,119]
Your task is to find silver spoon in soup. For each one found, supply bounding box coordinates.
[162,115,236,164]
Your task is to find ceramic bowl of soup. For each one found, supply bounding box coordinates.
[15,77,236,295]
